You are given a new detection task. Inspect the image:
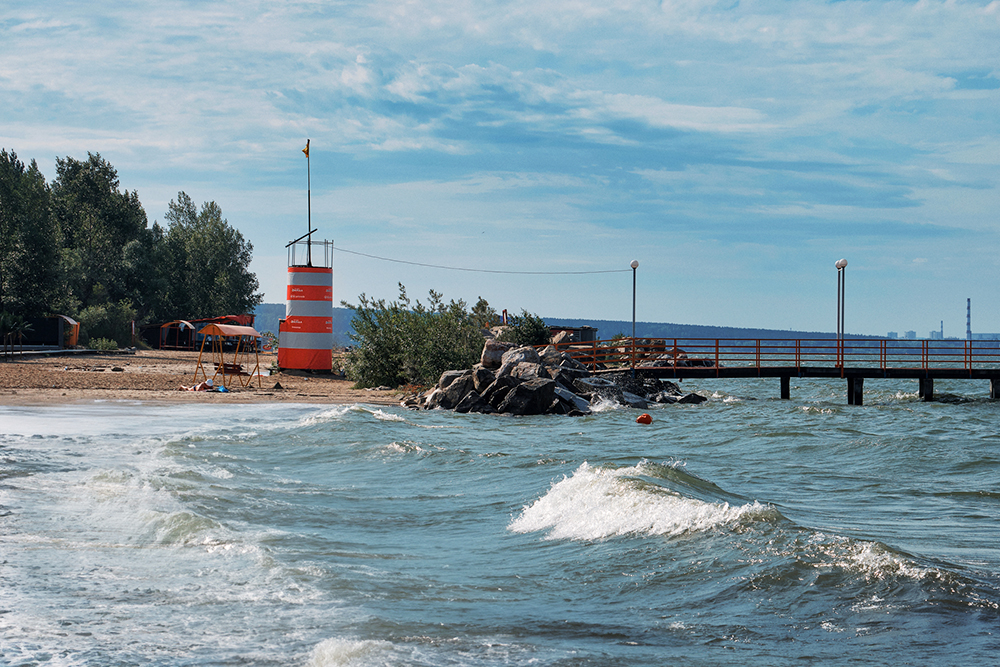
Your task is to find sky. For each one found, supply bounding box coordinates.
[2,0,999,337]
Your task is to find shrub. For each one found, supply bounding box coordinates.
[78,299,137,348]
[89,337,119,351]
[498,309,549,347]
[342,284,486,388]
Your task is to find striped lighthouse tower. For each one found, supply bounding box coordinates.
[278,260,332,371]
[278,138,333,371]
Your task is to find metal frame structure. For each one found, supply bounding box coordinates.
[192,323,263,389]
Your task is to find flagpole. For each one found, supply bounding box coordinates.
[305,139,312,266]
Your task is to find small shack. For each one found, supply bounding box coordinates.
[192,324,263,389]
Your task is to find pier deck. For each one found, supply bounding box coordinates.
[551,337,1000,405]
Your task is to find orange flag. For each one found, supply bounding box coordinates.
[302,139,310,158]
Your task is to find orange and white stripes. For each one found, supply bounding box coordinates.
[278,266,333,370]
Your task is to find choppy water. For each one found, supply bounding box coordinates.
[2,377,999,666]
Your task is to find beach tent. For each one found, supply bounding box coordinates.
[192,324,263,389]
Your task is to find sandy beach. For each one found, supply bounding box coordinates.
[0,349,401,406]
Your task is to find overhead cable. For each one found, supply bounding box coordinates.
[332,245,630,275]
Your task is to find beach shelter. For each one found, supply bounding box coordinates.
[192,324,263,389]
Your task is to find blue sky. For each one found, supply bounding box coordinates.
[3,0,999,336]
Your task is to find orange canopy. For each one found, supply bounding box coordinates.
[197,324,261,338]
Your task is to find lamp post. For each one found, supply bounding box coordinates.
[835,258,847,367]
[631,260,639,377]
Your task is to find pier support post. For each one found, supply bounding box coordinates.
[847,377,864,405]
[780,376,790,400]
[919,378,934,402]
[991,378,998,400]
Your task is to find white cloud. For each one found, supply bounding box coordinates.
[3,0,1000,332]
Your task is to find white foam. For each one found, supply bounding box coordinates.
[306,638,393,667]
[588,396,623,412]
[299,405,357,425]
[818,536,931,581]
[510,462,766,541]
[371,408,406,422]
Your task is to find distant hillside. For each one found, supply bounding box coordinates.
[252,304,356,346]
[252,304,868,349]
[544,318,869,341]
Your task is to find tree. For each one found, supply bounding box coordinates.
[470,296,500,329]
[161,192,262,319]
[50,153,148,312]
[0,150,60,317]
[498,309,549,346]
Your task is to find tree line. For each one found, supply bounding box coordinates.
[0,149,261,346]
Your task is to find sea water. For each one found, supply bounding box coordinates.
[2,377,998,666]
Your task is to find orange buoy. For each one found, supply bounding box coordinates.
[636,413,652,425]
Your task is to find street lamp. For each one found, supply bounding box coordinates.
[835,258,847,367]
[631,260,639,376]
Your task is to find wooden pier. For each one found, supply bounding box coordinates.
[549,337,1000,405]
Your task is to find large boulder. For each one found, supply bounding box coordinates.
[481,375,520,409]
[621,391,649,409]
[425,371,475,409]
[481,339,516,369]
[501,345,541,366]
[497,377,557,415]
[573,376,623,402]
[472,366,496,393]
[454,390,496,414]
[550,330,572,346]
[497,345,542,377]
[548,366,586,393]
[438,370,470,390]
[648,390,679,404]
[508,361,547,381]
[553,385,591,414]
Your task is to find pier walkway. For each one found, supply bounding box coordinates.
[551,337,1000,405]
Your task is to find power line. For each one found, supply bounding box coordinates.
[333,245,631,275]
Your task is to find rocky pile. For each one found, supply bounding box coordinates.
[401,340,707,416]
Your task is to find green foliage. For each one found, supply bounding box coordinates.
[89,337,119,351]
[0,150,60,317]
[50,153,149,313]
[470,296,500,329]
[160,192,262,320]
[498,309,550,347]
[78,299,137,348]
[342,284,486,388]
[0,149,264,330]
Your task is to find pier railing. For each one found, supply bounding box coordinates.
[544,337,1000,376]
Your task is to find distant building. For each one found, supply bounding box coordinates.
[905,331,917,340]
[548,325,599,343]
[887,331,898,339]
[930,330,943,340]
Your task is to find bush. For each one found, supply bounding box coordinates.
[342,285,486,388]
[89,337,119,351]
[498,309,549,347]
[78,299,137,348]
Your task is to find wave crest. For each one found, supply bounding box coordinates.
[510,462,770,541]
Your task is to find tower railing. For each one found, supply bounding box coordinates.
[287,239,334,268]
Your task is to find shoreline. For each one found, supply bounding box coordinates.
[0,349,401,407]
